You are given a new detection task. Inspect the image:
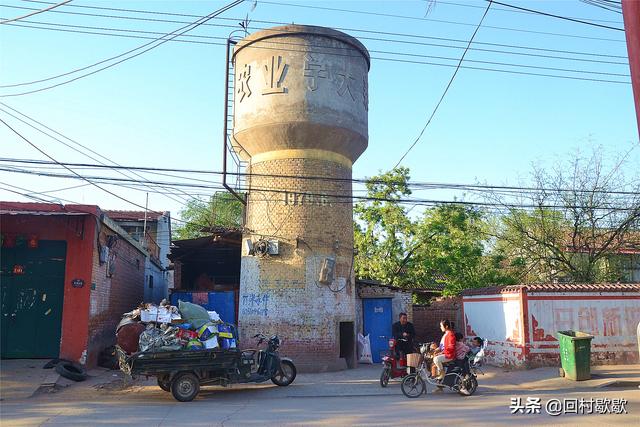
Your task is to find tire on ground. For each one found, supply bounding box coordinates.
[55,361,88,382]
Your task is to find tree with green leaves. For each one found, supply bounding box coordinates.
[354,168,514,295]
[172,192,244,240]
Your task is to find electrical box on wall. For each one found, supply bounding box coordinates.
[319,257,336,284]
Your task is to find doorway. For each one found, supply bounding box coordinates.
[339,321,355,368]
[1,241,66,358]
[363,298,392,363]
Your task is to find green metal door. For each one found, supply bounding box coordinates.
[1,240,66,358]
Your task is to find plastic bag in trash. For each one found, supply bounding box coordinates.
[357,333,373,364]
[178,300,211,329]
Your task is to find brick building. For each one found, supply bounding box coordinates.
[104,210,171,303]
[1,202,146,366]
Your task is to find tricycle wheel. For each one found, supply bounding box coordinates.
[171,372,200,402]
[271,360,296,386]
[380,367,390,387]
[157,376,171,392]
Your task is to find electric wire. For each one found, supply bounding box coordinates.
[13,0,627,43]
[4,3,630,58]
[258,0,627,39]
[2,20,630,78]
[0,0,71,24]
[0,102,194,204]
[435,0,623,23]
[485,0,623,31]
[1,166,637,212]
[0,22,629,88]
[3,18,630,66]
[394,0,493,168]
[0,0,245,97]
[1,157,637,196]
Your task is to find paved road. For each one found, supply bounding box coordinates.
[1,365,638,426]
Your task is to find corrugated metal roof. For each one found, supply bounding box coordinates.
[461,283,640,296]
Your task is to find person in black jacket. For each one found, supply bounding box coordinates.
[392,312,415,357]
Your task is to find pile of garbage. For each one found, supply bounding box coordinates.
[116,299,237,354]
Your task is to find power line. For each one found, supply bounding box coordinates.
[1,20,629,80]
[0,117,181,221]
[485,0,624,31]
[5,3,630,59]
[257,0,627,41]
[4,17,630,67]
[435,0,623,24]
[1,157,638,196]
[2,165,637,212]
[2,2,628,44]
[394,0,493,168]
[0,102,192,204]
[0,0,245,96]
[1,22,630,88]
[0,0,71,24]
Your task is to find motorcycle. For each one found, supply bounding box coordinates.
[400,341,483,398]
[380,337,414,387]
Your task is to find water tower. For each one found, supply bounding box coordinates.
[233,25,369,371]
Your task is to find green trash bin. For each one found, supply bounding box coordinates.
[557,330,594,381]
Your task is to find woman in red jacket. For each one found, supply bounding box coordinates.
[433,319,456,380]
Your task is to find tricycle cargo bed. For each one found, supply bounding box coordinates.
[120,347,241,376]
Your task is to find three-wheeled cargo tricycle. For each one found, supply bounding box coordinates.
[116,333,296,401]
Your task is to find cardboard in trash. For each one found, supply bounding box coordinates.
[140,306,181,323]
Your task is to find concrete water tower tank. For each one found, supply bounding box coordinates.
[233,25,369,371]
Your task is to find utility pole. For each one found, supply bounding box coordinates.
[622,0,640,138]
[142,192,148,249]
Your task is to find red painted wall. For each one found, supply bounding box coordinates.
[623,0,640,137]
[1,206,98,362]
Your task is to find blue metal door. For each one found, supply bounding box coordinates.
[363,298,392,363]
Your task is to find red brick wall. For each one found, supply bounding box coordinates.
[87,225,145,367]
[413,297,463,344]
[1,212,96,362]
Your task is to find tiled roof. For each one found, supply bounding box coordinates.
[461,283,640,296]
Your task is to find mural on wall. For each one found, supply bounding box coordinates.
[528,299,640,344]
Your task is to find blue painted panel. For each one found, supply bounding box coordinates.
[363,298,392,363]
[208,292,235,324]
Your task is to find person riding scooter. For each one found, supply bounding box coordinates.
[433,319,455,380]
[392,312,415,358]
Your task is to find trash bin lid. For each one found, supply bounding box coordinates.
[557,330,594,340]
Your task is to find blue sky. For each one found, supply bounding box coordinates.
[1,0,638,221]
